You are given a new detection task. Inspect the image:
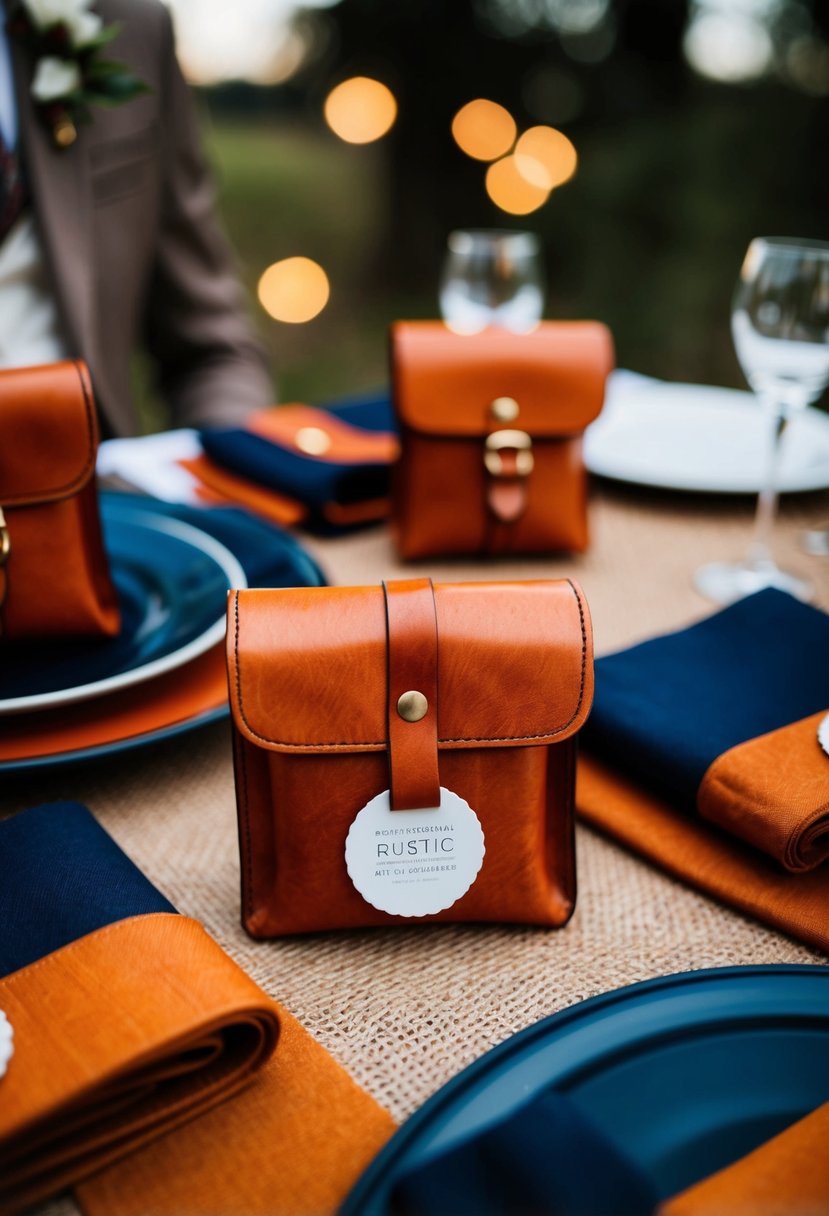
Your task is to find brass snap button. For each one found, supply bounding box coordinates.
[490,396,519,423]
[295,426,332,455]
[397,690,428,722]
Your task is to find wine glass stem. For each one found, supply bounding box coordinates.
[746,400,788,570]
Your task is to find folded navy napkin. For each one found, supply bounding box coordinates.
[391,1091,657,1216]
[198,394,396,531]
[325,390,394,432]
[584,589,829,810]
[0,801,175,977]
[200,426,390,512]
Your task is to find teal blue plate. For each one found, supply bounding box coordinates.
[342,965,829,1213]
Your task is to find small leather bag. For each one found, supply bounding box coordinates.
[389,321,614,559]
[0,361,120,639]
[227,577,593,937]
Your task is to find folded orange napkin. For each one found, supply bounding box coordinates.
[1,914,279,1211]
[698,713,829,873]
[181,454,307,525]
[578,755,829,952]
[0,804,395,1215]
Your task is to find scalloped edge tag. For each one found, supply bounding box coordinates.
[345,787,485,917]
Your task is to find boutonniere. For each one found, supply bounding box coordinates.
[6,0,149,149]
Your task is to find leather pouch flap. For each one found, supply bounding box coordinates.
[0,361,98,506]
[391,321,613,438]
[228,579,593,753]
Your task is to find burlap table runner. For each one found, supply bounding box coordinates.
[8,481,829,1216]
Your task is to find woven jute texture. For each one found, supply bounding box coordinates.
[7,483,829,1216]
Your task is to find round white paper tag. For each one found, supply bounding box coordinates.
[0,1010,13,1079]
[818,712,829,758]
[345,787,485,917]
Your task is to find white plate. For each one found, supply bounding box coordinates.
[584,372,829,494]
[1,502,246,716]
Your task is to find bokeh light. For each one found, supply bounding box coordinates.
[257,257,330,323]
[514,125,578,190]
[324,77,398,144]
[683,10,774,84]
[165,0,331,86]
[485,156,550,215]
[451,99,517,161]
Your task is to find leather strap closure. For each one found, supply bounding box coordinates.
[484,428,534,525]
[383,578,441,811]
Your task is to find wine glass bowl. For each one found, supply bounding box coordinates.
[439,229,545,335]
[731,238,829,408]
[695,237,829,605]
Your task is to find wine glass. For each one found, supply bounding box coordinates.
[439,229,545,334]
[694,236,829,605]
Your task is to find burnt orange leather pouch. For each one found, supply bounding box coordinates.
[390,321,614,559]
[227,577,593,936]
[0,361,120,639]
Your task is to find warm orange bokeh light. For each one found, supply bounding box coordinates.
[514,126,578,190]
[451,99,517,162]
[257,257,330,323]
[485,155,550,215]
[323,76,397,144]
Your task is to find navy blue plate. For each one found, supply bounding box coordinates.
[342,965,829,1213]
[1,499,245,713]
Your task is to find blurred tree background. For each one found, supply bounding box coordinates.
[162,0,829,414]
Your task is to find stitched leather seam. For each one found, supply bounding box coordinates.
[1,361,97,505]
[234,592,254,925]
[232,582,589,749]
[440,578,587,744]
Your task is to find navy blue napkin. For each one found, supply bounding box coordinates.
[391,1091,657,1216]
[325,390,394,433]
[584,589,829,809]
[200,427,390,512]
[0,801,175,978]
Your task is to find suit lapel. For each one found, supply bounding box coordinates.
[10,37,94,362]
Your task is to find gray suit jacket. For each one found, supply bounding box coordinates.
[11,0,273,436]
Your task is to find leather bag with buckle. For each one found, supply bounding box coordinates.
[389,320,614,559]
[0,361,120,639]
[227,577,594,936]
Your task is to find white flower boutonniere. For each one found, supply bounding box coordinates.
[6,0,149,149]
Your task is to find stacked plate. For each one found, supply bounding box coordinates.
[0,494,323,773]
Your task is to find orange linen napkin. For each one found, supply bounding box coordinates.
[660,1102,829,1215]
[180,454,307,526]
[578,755,829,953]
[0,914,278,1211]
[0,912,394,1215]
[77,1004,395,1216]
[182,453,391,530]
[248,403,399,463]
[697,713,829,873]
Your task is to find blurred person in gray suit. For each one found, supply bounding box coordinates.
[0,0,273,435]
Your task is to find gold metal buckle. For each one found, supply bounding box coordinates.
[0,508,9,565]
[484,430,534,478]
